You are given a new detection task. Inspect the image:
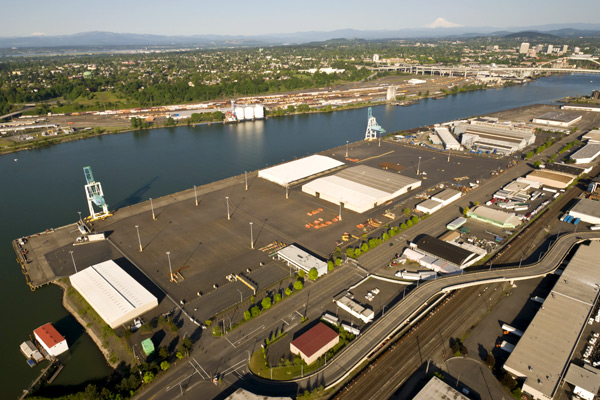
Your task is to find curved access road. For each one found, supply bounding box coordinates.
[246,231,600,395]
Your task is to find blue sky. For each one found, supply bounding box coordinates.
[1,0,599,37]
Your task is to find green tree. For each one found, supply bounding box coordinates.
[160,361,170,371]
[261,296,272,309]
[165,117,176,126]
[354,247,362,257]
[244,310,251,320]
[158,346,169,359]
[411,216,419,225]
[298,269,306,278]
[297,104,310,112]
[525,151,534,159]
[533,160,542,168]
[143,371,155,384]
[403,208,411,215]
[294,280,304,290]
[327,260,334,271]
[382,232,390,241]
[335,257,342,266]
[308,267,318,281]
[274,293,282,303]
[286,105,296,113]
[463,206,470,216]
[285,287,292,296]
[251,305,261,317]
[362,242,370,252]
[346,247,355,257]
[400,222,407,230]
[406,220,413,228]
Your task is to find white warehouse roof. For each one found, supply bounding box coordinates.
[302,165,421,213]
[277,245,328,277]
[70,260,158,329]
[258,155,344,186]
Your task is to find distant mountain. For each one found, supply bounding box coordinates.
[502,31,560,40]
[1,23,600,49]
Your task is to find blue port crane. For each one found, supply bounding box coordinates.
[364,107,386,140]
[83,166,110,220]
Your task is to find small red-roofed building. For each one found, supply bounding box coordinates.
[34,323,68,357]
[290,322,339,365]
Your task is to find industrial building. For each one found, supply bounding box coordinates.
[504,241,600,400]
[290,322,339,365]
[583,129,600,143]
[532,111,582,128]
[33,323,68,357]
[568,198,600,225]
[302,165,421,213]
[467,206,522,229]
[20,340,44,363]
[415,199,444,214]
[564,364,600,400]
[403,234,484,273]
[258,155,344,187]
[276,245,328,277]
[226,388,292,400]
[570,143,600,164]
[526,169,577,189]
[434,127,461,150]
[431,188,462,205]
[562,103,600,113]
[335,294,374,323]
[413,376,469,400]
[69,260,159,329]
[455,120,536,155]
[446,217,467,230]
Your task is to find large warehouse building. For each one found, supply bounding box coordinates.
[532,111,582,128]
[504,241,600,400]
[258,155,344,187]
[403,235,484,272]
[568,198,600,225]
[456,120,536,155]
[70,260,159,329]
[526,169,577,189]
[290,322,339,365]
[467,206,522,229]
[570,143,600,164]
[276,245,328,277]
[302,165,421,213]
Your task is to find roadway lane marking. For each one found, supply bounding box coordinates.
[224,336,237,349]
[221,359,247,375]
[190,358,209,379]
[281,318,290,326]
[188,360,204,379]
[165,372,197,391]
[232,324,265,346]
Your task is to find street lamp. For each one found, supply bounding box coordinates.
[236,289,243,304]
[245,171,248,191]
[194,185,198,206]
[135,225,142,252]
[345,141,349,157]
[226,196,230,220]
[417,156,422,176]
[150,197,156,220]
[249,222,254,249]
[338,203,342,221]
[69,250,77,273]
[166,251,173,282]
[77,211,82,224]
[286,185,289,199]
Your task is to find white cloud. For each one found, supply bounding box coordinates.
[425,17,463,29]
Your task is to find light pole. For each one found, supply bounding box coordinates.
[166,251,173,282]
[135,225,142,252]
[226,196,230,220]
[69,250,77,273]
[345,141,349,157]
[286,185,289,199]
[236,289,243,304]
[194,185,198,206]
[250,222,254,249]
[150,197,156,220]
[245,171,248,191]
[338,203,342,221]
[77,211,82,224]
[417,156,422,176]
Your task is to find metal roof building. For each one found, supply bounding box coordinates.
[412,235,479,267]
[290,322,339,365]
[258,155,344,186]
[415,199,444,214]
[467,206,522,229]
[570,143,600,164]
[562,103,600,113]
[413,376,469,400]
[277,245,328,277]
[532,111,582,128]
[569,198,600,225]
[70,260,158,329]
[504,241,600,400]
[434,127,461,150]
[34,323,68,357]
[526,169,576,189]
[564,364,600,400]
[456,122,536,155]
[582,129,600,143]
[431,188,462,206]
[302,165,421,213]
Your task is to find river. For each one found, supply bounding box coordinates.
[0,73,596,398]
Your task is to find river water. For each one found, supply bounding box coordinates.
[0,73,596,398]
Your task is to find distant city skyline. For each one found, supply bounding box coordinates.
[1,0,599,37]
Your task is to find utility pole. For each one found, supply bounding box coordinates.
[150,197,156,221]
[417,156,422,176]
[166,251,173,282]
[345,141,349,157]
[194,185,198,206]
[250,222,254,249]
[245,171,248,191]
[338,203,342,221]
[135,225,142,252]
[226,196,230,220]
[69,250,77,273]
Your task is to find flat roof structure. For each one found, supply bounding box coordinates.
[583,129,600,143]
[570,143,600,164]
[416,199,444,214]
[335,295,374,323]
[431,188,462,205]
[447,217,467,230]
[302,165,421,213]
[526,169,576,189]
[544,163,591,176]
[569,198,600,225]
[563,103,600,113]
[413,235,478,267]
[225,388,292,400]
[434,127,461,150]
[504,241,600,400]
[276,245,328,277]
[564,364,600,400]
[34,323,68,357]
[532,111,582,127]
[456,121,536,155]
[69,260,158,329]
[290,322,339,365]
[258,155,344,187]
[467,206,522,229]
[413,376,469,400]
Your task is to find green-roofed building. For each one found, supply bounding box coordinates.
[141,338,154,356]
